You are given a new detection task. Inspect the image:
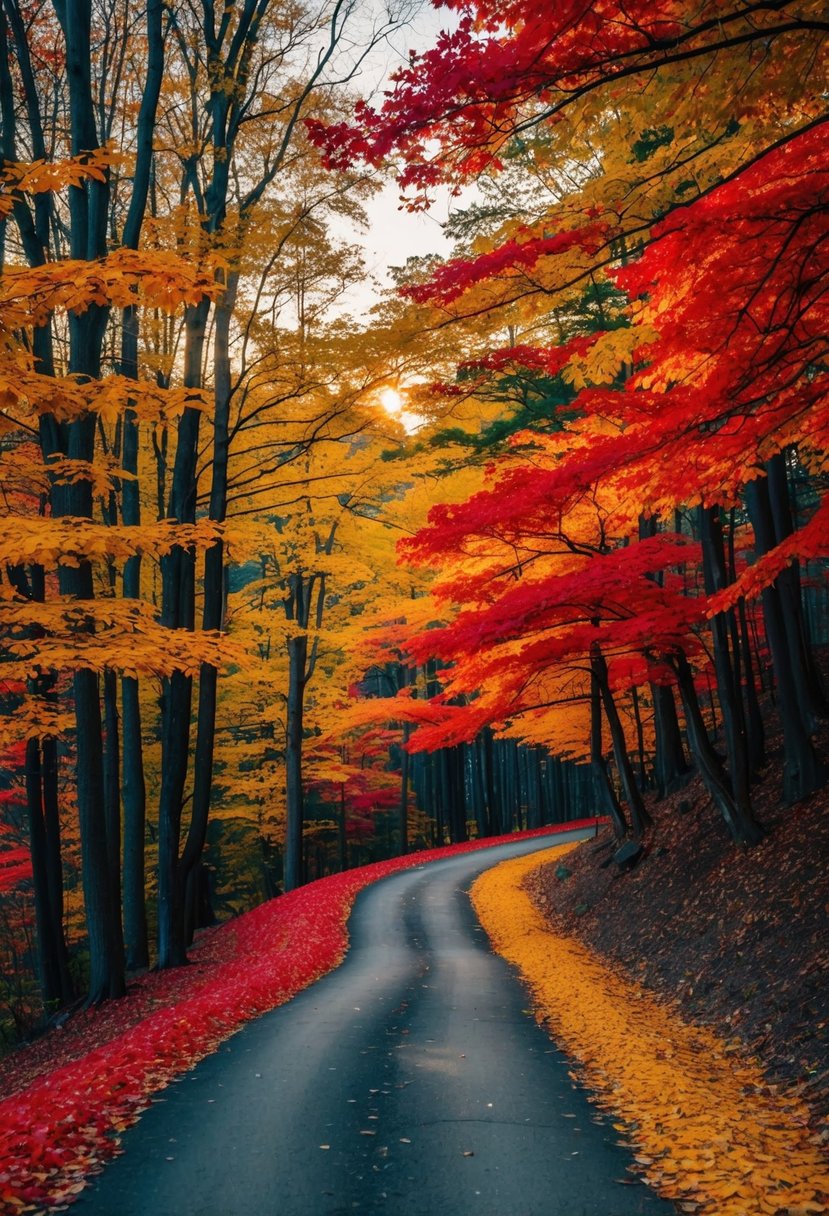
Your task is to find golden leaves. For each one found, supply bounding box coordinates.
[0,597,247,680]
[0,517,227,569]
[471,847,829,1216]
[0,147,127,216]
[0,248,219,332]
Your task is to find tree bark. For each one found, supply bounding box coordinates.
[102,668,125,969]
[24,739,69,1007]
[180,279,238,947]
[766,453,827,718]
[117,0,164,970]
[52,0,125,1002]
[744,476,825,802]
[651,681,689,798]
[698,506,758,834]
[671,651,764,845]
[593,647,652,837]
[590,665,628,837]
[284,630,308,892]
[157,301,210,969]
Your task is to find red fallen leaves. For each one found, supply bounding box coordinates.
[0,824,597,1212]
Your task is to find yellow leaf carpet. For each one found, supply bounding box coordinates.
[470,845,829,1216]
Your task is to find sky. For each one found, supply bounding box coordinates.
[330,0,469,317]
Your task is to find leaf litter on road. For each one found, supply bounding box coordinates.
[471,845,829,1216]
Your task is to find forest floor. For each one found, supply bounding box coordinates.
[526,727,829,1140]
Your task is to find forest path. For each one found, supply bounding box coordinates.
[74,832,674,1216]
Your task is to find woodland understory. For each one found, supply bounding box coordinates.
[0,0,827,1109]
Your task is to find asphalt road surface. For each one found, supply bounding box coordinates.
[74,832,676,1215]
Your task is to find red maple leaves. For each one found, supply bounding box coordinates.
[0,825,597,1212]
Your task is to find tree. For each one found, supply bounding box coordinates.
[308,0,827,842]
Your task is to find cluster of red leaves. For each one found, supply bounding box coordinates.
[0,745,31,894]
[402,228,609,305]
[0,835,32,894]
[306,2,688,191]
[0,824,597,1212]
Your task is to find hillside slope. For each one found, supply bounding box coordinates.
[527,753,829,1137]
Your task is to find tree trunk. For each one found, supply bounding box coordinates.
[338,783,347,871]
[593,648,652,837]
[590,665,627,837]
[24,739,66,1008]
[41,736,72,1000]
[766,453,827,718]
[447,746,467,843]
[651,681,689,798]
[119,0,164,960]
[744,477,825,802]
[157,300,210,969]
[121,674,148,969]
[180,279,238,949]
[671,652,764,845]
[698,506,757,832]
[399,726,410,855]
[284,632,308,892]
[736,596,766,773]
[102,669,125,968]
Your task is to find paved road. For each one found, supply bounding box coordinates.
[75,833,675,1215]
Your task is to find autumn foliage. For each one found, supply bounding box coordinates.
[310,0,828,860]
[0,7,827,1201]
[473,847,829,1216]
[0,826,589,1211]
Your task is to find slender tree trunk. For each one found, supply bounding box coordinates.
[481,729,495,835]
[24,739,64,1008]
[698,506,758,833]
[630,687,648,788]
[284,632,308,892]
[121,674,147,969]
[447,746,467,843]
[651,681,689,798]
[766,453,827,717]
[590,666,627,837]
[120,302,149,970]
[593,647,652,837]
[671,652,764,844]
[102,669,125,967]
[181,279,238,948]
[7,557,72,1004]
[399,726,410,855]
[41,736,71,1000]
[736,595,766,773]
[120,55,162,961]
[157,301,210,969]
[54,0,124,1001]
[725,509,765,773]
[744,478,825,802]
[338,782,347,871]
[637,520,689,797]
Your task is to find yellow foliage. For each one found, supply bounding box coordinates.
[472,848,829,1216]
[0,517,226,568]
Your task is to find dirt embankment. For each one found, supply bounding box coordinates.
[526,761,829,1137]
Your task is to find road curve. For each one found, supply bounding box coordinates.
[74,832,675,1215]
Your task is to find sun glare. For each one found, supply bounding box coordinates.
[379,387,404,414]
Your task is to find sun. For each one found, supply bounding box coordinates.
[379,387,403,415]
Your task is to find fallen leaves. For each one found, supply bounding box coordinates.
[471,845,829,1216]
[0,822,594,1213]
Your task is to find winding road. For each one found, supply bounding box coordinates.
[75,833,675,1215]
